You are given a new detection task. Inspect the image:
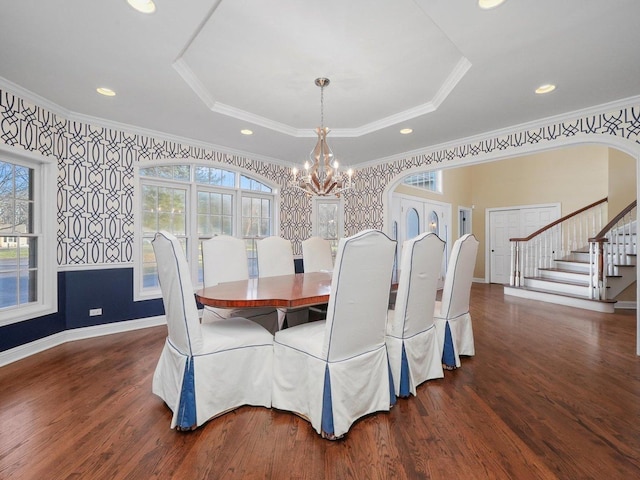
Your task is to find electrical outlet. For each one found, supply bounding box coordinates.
[89,308,103,316]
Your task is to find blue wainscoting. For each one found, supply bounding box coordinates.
[0,268,164,353]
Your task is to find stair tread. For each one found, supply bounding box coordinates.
[507,285,616,303]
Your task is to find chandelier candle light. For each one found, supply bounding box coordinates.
[291,78,353,197]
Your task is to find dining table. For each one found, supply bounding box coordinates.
[196,271,334,309]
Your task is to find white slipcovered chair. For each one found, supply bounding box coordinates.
[201,235,279,334]
[257,236,308,329]
[272,229,397,439]
[386,232,445,397]
[151,231,273,430]
[434,233,479,370]
[301,236,334,273]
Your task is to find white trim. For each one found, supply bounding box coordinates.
[58,263,133,272]
[311,196,344,239]
[458,205,473,238]
[484,203,561,284]
[359,95,640,170]
[0,144,58,327]
[0,75,289,169]
[133,161,280,301]
[615,301,637,310]
[0,315,167,367]
[175,52,471,138]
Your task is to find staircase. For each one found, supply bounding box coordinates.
[504,199,637,313]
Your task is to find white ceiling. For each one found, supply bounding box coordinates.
[1,0,640,167]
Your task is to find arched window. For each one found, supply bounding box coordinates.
[406,207,420,239]
[136,163,276,299]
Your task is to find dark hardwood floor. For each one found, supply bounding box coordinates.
[1,283,639,479]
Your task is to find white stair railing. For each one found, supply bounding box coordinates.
[510,198,607,288]
[589,200,637,299]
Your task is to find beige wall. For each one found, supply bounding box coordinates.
[394,145,636,280]
[469,145,610,278]
[395,167,473,239]
[608,147,637,219]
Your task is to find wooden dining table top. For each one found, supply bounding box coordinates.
[196,271,334,309]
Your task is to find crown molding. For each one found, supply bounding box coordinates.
[358,94,640,170]
[173,55,471,139]
[0,75,290,168]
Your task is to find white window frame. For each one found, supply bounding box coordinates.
[0,144,57,326]
[312,197,344,256]
[134,161,278,301]
[403,170,443,194]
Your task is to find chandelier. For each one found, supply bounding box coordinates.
[291,78,353,197]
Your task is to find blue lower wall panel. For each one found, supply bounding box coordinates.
[0,268,164,353]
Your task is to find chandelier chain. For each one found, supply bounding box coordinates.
[320,83,324,129]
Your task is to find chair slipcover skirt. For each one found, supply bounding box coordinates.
[272,323,393,438]
[386,319,443,397]
[434,308,475,368]
[153,317,273,429]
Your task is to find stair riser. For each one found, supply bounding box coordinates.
[525,278,590,296]
[605,267,636,299]
[567,252,636,264]
[606,256,637,266]
[553,261,590,273]
[504,286,615,313]
[539,270,589,282]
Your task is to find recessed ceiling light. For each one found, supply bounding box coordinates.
[478,0,506,9]
[96,87,116,97]
[400,128,413,135]
[127,0,156,14]
[535,84,556,95]
[240,129,253,135]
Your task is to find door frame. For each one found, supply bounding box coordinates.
[392,192,452,287]
[485,202,561,284]
[458,206,473,236]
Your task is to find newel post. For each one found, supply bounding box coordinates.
[510,240,520,287]
[589,238,607,300]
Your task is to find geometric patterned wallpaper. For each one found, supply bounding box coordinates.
[345,106,640,235]
[1,87,639,265]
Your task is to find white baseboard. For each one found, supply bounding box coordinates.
[615,301,637,310]
[0,316,167,368]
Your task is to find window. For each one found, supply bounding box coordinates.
[313,197,343,256]
[136,163,276,299]
[0,145,57,326]
[403,170,442,193]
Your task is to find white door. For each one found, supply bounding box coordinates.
[489,205,560,284]
[489,210,521,284]
[393,195,451,287]
[399,198,425,246]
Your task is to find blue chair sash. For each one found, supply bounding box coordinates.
[177,356,197,429]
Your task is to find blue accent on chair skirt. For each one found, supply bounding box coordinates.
[321,365,334,435]
[387,357,397,406]
[177,357,197,429]
[399,344,410,397]
[442,321,456,368]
